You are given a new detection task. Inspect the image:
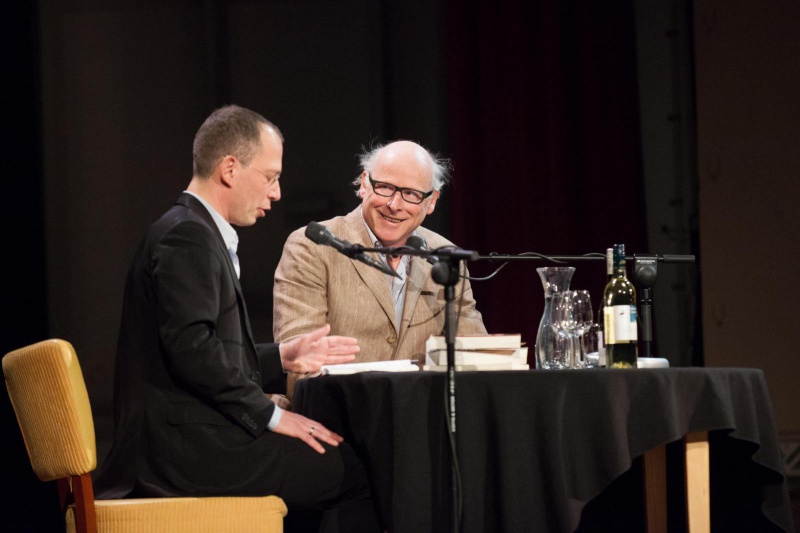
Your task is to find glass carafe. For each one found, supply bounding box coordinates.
[535,266,575,369]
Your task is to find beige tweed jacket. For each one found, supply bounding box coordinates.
[273,207,486,397]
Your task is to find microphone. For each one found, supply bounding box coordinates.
[406,235,438,264]
[305,222,399,278]
[305,221,354,255]
[406,235,478,262]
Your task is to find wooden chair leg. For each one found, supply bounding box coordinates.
[70,473,98,533]
[684,431,710,533]
[643,444,668,533]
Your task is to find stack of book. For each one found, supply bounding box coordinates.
[423,334,529,371]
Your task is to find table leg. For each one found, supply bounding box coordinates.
[643,444,668,533]
[685,431,710,533]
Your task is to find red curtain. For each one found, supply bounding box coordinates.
[446,0,648,354]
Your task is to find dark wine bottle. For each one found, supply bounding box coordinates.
[602,244,638,368]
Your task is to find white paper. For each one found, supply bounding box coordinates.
[320,359,419,375]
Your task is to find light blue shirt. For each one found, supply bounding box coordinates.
[361,210,412,331]
[184,191,283,430]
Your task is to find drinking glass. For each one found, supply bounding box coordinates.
[571,290,593,368]
[549,291,579,368]
[583,323,602,368]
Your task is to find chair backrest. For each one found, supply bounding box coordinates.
[3,339,97,481]
[4,339,288,533]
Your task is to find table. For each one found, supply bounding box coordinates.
[293,368,795,532]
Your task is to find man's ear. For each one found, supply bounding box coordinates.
[426,190,440,214]
[357,171,369,198]
[219,155,237,188]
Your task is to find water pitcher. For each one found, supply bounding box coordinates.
[535,266,575,369]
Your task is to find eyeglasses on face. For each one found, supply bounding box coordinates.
[368,174,433,204]
[228,155,281,186]
[243,163,280,187]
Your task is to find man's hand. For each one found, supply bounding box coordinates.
[280,324,359,374]
[273,410,343,453]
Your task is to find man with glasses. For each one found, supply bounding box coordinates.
[274,141,486,396]
[95,105,380,532]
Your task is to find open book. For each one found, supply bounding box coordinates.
[320,359,419,375]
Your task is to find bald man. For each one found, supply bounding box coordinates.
[273,141,486,397]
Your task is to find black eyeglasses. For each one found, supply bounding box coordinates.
[368,174,434,205]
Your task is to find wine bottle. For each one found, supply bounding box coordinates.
[596,248,613,367]
[602,244,638,368]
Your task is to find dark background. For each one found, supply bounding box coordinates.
[3,0,798,530]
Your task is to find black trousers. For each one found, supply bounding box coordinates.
[125,431,380,533]
[273,435,380,533]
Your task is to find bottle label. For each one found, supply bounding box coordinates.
[604,305,638,343]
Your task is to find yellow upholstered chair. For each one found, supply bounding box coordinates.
[3,339,287,533]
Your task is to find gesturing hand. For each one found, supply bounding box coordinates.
[280,324,359,374]
[273,410,343,454]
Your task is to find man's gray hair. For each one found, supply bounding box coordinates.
[351,142,452,196]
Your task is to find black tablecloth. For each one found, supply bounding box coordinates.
[294,368,795,532]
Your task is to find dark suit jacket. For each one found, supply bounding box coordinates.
[94,193,286,498]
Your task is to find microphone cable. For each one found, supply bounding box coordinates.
[461,252,607,282]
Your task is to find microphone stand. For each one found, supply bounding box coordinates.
[362,243,477,533]
[630,254,694,358]
[432,256,463,533]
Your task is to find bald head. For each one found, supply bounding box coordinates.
[374,141,433,182]
[355,140,451,193]
[355,140,446,248]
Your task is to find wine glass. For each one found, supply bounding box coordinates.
[549,291,578,369]
[583,323,602,368]
[570,290,594,368]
